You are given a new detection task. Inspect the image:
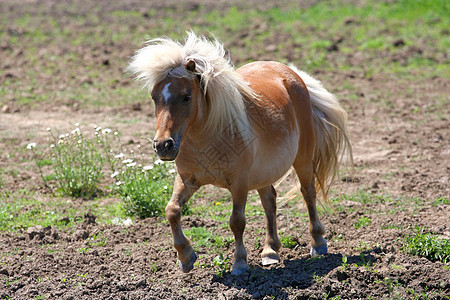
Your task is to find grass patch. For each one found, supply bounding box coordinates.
[189,194,232,223]
[212,253,231,276]
[184,227,233,251]
[118,159,178,218]
[333,190,393,205]
[1,0,448,110]
[332,191,436,216]
[280,233,299,249]
[0,189,126,231]
[401,227,450,264]
[354,216,371,229]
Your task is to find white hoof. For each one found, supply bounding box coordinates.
[261,254,280,266]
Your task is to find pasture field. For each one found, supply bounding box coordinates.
[1,0,449,299]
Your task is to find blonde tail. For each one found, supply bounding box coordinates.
[290,66,353,202]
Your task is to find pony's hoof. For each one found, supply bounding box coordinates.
[231,265,249,276]
[231,260,249,276]
[178,251,197,273]
[310,243,328,256]
[261,253,280,266]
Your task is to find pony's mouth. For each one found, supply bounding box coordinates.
[158,150,179,161]
[155,146,179,161]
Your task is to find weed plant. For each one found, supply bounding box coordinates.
[280,233,299,249]
[212,253,231,276]
[354,216,372,229]
[401,227,450,264]
[27,125,114,198]
[49,125,106,198]
[112,157,177,218]
[184,227,233,250]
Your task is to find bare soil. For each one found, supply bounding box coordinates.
[1,0,449,299]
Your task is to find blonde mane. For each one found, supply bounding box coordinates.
[127,31,257,142]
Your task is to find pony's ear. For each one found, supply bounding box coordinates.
[184,59,196,72]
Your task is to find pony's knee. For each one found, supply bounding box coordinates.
[229,211,246,233]
[165,203,181,222]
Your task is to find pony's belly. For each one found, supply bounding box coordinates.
[248,132,299,190]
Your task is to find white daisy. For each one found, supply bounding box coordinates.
[115,153,125,159]
[26,143,36,149]
[123,218,133,226]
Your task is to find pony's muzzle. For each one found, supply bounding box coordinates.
[153,137,178,161]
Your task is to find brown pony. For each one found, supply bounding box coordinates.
[128,32,352,275]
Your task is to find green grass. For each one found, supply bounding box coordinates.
[118,159,178,218]
[330,190,433,216]
[34,126,108,199]
[0,189,126,231]
[401,227,450,264]
[1,0,448,109]
[331,190,393,206]
[354,216,372,229]
[189,193,235,223]
[212,253,231,276]
[184,227,233,251]
[280,233,299,249]
[0,123,183,232]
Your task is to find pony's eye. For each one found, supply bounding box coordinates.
[183,95,191,103]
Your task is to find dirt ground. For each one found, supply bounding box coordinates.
[1,0,449,299]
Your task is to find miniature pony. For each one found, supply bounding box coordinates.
[128,32,351,275]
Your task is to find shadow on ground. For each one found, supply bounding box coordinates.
[213,251,379,298]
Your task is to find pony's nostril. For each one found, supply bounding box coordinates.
[164,139,174,151]
[154,138,174,154]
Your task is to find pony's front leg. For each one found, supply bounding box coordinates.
[229,182,249,275]
[165,174,199,273]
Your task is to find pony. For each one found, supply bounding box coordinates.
[128,32,352,275]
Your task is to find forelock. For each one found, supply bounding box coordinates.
[168,65,194,79]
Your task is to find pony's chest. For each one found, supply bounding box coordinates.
[175,141,248,187]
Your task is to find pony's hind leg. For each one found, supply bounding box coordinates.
[257,185,281,265]
[229,181,249,275]
[165,174,199,273]
[300,182,327,256]
[294,163,328,256]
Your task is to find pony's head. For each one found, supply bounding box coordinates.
[149,60,200,160]
[128,32,256,161]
